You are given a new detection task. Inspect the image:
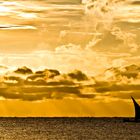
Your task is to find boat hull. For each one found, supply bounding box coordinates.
[123,118,140,122]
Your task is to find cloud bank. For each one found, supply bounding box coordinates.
[0,64,139,101]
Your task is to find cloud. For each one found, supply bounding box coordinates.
[26,69,60,82]
[90,64,140,100]
[102,64,140,81]
[38,69,60,78]
[4,75,24,85]
[0,65,8,69]
[46,80,75,86]
[0,25,37,30]
[130,1,140,5]
[14,66,33,75]
[0,66,95,101]
[0,44,110,76]
[111,27,139,52]
[83,0,139,56]
[109,90,140,99]
[0,85,83,101]
[0,64,140,101]
[95,84,140,93]
[67,70,88,81]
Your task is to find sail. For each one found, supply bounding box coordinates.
[131,96,140,121]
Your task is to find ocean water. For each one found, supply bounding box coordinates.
[0,117,140,139]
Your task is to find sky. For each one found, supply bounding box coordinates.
[0,0,140,117]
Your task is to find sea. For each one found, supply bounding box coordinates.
[0,117,140,139]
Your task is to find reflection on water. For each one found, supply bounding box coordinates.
[0,118,140,139]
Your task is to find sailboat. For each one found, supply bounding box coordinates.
[123,96,140,122]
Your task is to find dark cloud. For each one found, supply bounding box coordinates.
[103,64,140,79]
[26,69,60,82]
[46,69,60,77]
[27,74,46,81]
[46,80,75,86]
[109,90,140,99]
[0,64,140,101]
[89,64,140,100]
[0,66,84,100]
[131,1,140,5]
[0,85,84,101]
[94,81,110,87]
[20,86,80,94]
[0,91,21,100]
[25,78,47,85]
[123,64,140,78]
[67,70,88,81]
[95,84,140,93]
[4,76,24,85]
[35,69,60,78]
[14,66,33,75]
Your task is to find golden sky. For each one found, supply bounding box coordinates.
[0,0,139,117]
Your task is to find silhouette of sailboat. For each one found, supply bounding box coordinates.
[131,96,140,121]
[124,96,140,122]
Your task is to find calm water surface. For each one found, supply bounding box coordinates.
[0,117,140,140]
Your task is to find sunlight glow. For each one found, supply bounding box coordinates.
[0,0,139,117]
[0,6,11,13]
[18,13,38,19]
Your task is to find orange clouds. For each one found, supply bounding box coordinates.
[0,64,139,102]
